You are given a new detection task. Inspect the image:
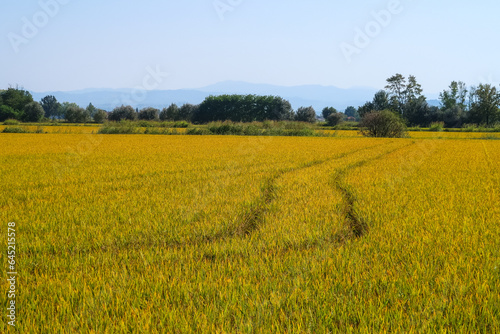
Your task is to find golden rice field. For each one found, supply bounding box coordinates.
[319,129,500,139]
[0,133,499,333]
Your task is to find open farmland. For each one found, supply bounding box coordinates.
[1,134,499,332]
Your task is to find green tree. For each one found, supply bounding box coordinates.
[439,81,468,127]
[405,75,423,103]
[295,106,316,123]
[357,90,391,119]
[65,105,90,123]
[0,87,34,117]
[385,74,428,125]
[138,107,160,121]
[468,84,500,125]
[405,96,431,126]
[93,109,108,123]
[40,95,61,119]
[86,103,97,120]
[385,73,406,114]
[268,96,293,121]
[193,95,294,123]
[23,102,45,122]
[326,112,344,126]
[357,101,374,119]
[372,90,391,111]
[59,102,78,120]
[344,106,359,120]
[0,105,19,122]
[162,103,179,121]
[178,103,198,121]
[109,105,137,121]
[322,107,337,120]
[440,81,467,110]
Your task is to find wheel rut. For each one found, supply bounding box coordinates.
[230,143,386,238]
[331,142,416,243]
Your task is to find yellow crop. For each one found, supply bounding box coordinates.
[0,133,498,332]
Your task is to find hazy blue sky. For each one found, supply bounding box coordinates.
[1,0,499,95]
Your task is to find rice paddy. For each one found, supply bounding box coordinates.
[0,133,499,332]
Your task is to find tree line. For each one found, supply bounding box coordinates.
[358,74,500,127]
[0,88,320,124]
[1,75,499,127]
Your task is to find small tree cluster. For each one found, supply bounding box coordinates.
[0,87,36,122]
[193,95,294,123]
[295,106,316,123]
[108,105,137,121]
[322,107,344,126]
[359,110,408,138]
[139,107,160,121]
[358,74,500,128]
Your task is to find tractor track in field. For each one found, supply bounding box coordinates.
[228,143,391,238]
[331,141,417,243]
[30,143,389,259]
[32,141,420,259]
[233,158,335,237]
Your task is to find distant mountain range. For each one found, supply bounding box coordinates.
[31,81,440,113]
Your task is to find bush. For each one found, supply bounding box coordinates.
[429,122,444,132]
[98,121,139,134]
[186,128,211,135]
[208,122,244,135]
[173,121,189,128]
[144,128,179,135]
[332,121,358,130]
[461,124,478,132]
[278,128,317,136]
[243,124,261,136]
[2,127,28,133]
[359,110,408,138]
[3,119,20,125]
[136,120,156,128]
[326,113,344,127]
[279,121,313,130]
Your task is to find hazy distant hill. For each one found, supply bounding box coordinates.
[31,82,438,113]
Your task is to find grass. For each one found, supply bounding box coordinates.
[2,126,29,133]
[0,134,499,332]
